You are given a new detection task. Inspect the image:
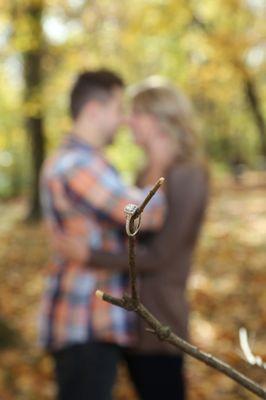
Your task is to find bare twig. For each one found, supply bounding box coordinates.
[239,327,266,370]
[132,177,165,219]
[96,178,266,399]
[128,235,138,301]
[96,290,266,398]
[128,176,164,302]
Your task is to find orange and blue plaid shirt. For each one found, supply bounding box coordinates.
[39,135,165,350]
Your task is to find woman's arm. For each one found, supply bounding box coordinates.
[90,164,209,273]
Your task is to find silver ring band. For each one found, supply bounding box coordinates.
[124,203,142,237]
[125,214,141,237]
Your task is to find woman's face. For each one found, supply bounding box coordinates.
[129,109,158,150]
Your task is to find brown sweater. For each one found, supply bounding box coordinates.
[91,162,209,354]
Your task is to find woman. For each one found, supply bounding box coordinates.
[57,77,209,399]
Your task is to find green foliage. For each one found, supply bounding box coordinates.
[106,130,146,184]
[0,0,265,198]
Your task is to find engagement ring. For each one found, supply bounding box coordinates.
[124,204,141,237]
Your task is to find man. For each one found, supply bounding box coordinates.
[39,69,165,400]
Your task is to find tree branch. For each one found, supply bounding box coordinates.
[96,178,266,399]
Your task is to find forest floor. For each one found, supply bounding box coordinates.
[0,172,265,400]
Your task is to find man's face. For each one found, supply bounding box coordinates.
[99,88,124,145]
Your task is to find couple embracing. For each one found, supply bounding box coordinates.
[40,69,209,400]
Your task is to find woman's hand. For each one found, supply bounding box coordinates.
[53,233,90,264]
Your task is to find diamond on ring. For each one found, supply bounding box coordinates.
[124,203,138,216]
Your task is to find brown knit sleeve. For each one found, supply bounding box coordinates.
[90,164,209,273]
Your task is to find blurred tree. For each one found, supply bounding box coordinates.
[187,0,266,161]
[8,0,46,220]
[244,76,266,158]
[22,0,46,220]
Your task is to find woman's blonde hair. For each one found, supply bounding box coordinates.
[130,76,199,162]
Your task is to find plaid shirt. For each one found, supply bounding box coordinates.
[39,134,165,351]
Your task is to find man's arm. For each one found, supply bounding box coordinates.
[90,165,209,272]
[63,154,165,231]
[63,165,209,273]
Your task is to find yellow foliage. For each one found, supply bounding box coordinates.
[0,0,265,162]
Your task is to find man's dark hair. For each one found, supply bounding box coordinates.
[70,69,124,120]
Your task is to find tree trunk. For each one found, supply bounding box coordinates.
[23,0,45,221]
[244,77,266,161]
